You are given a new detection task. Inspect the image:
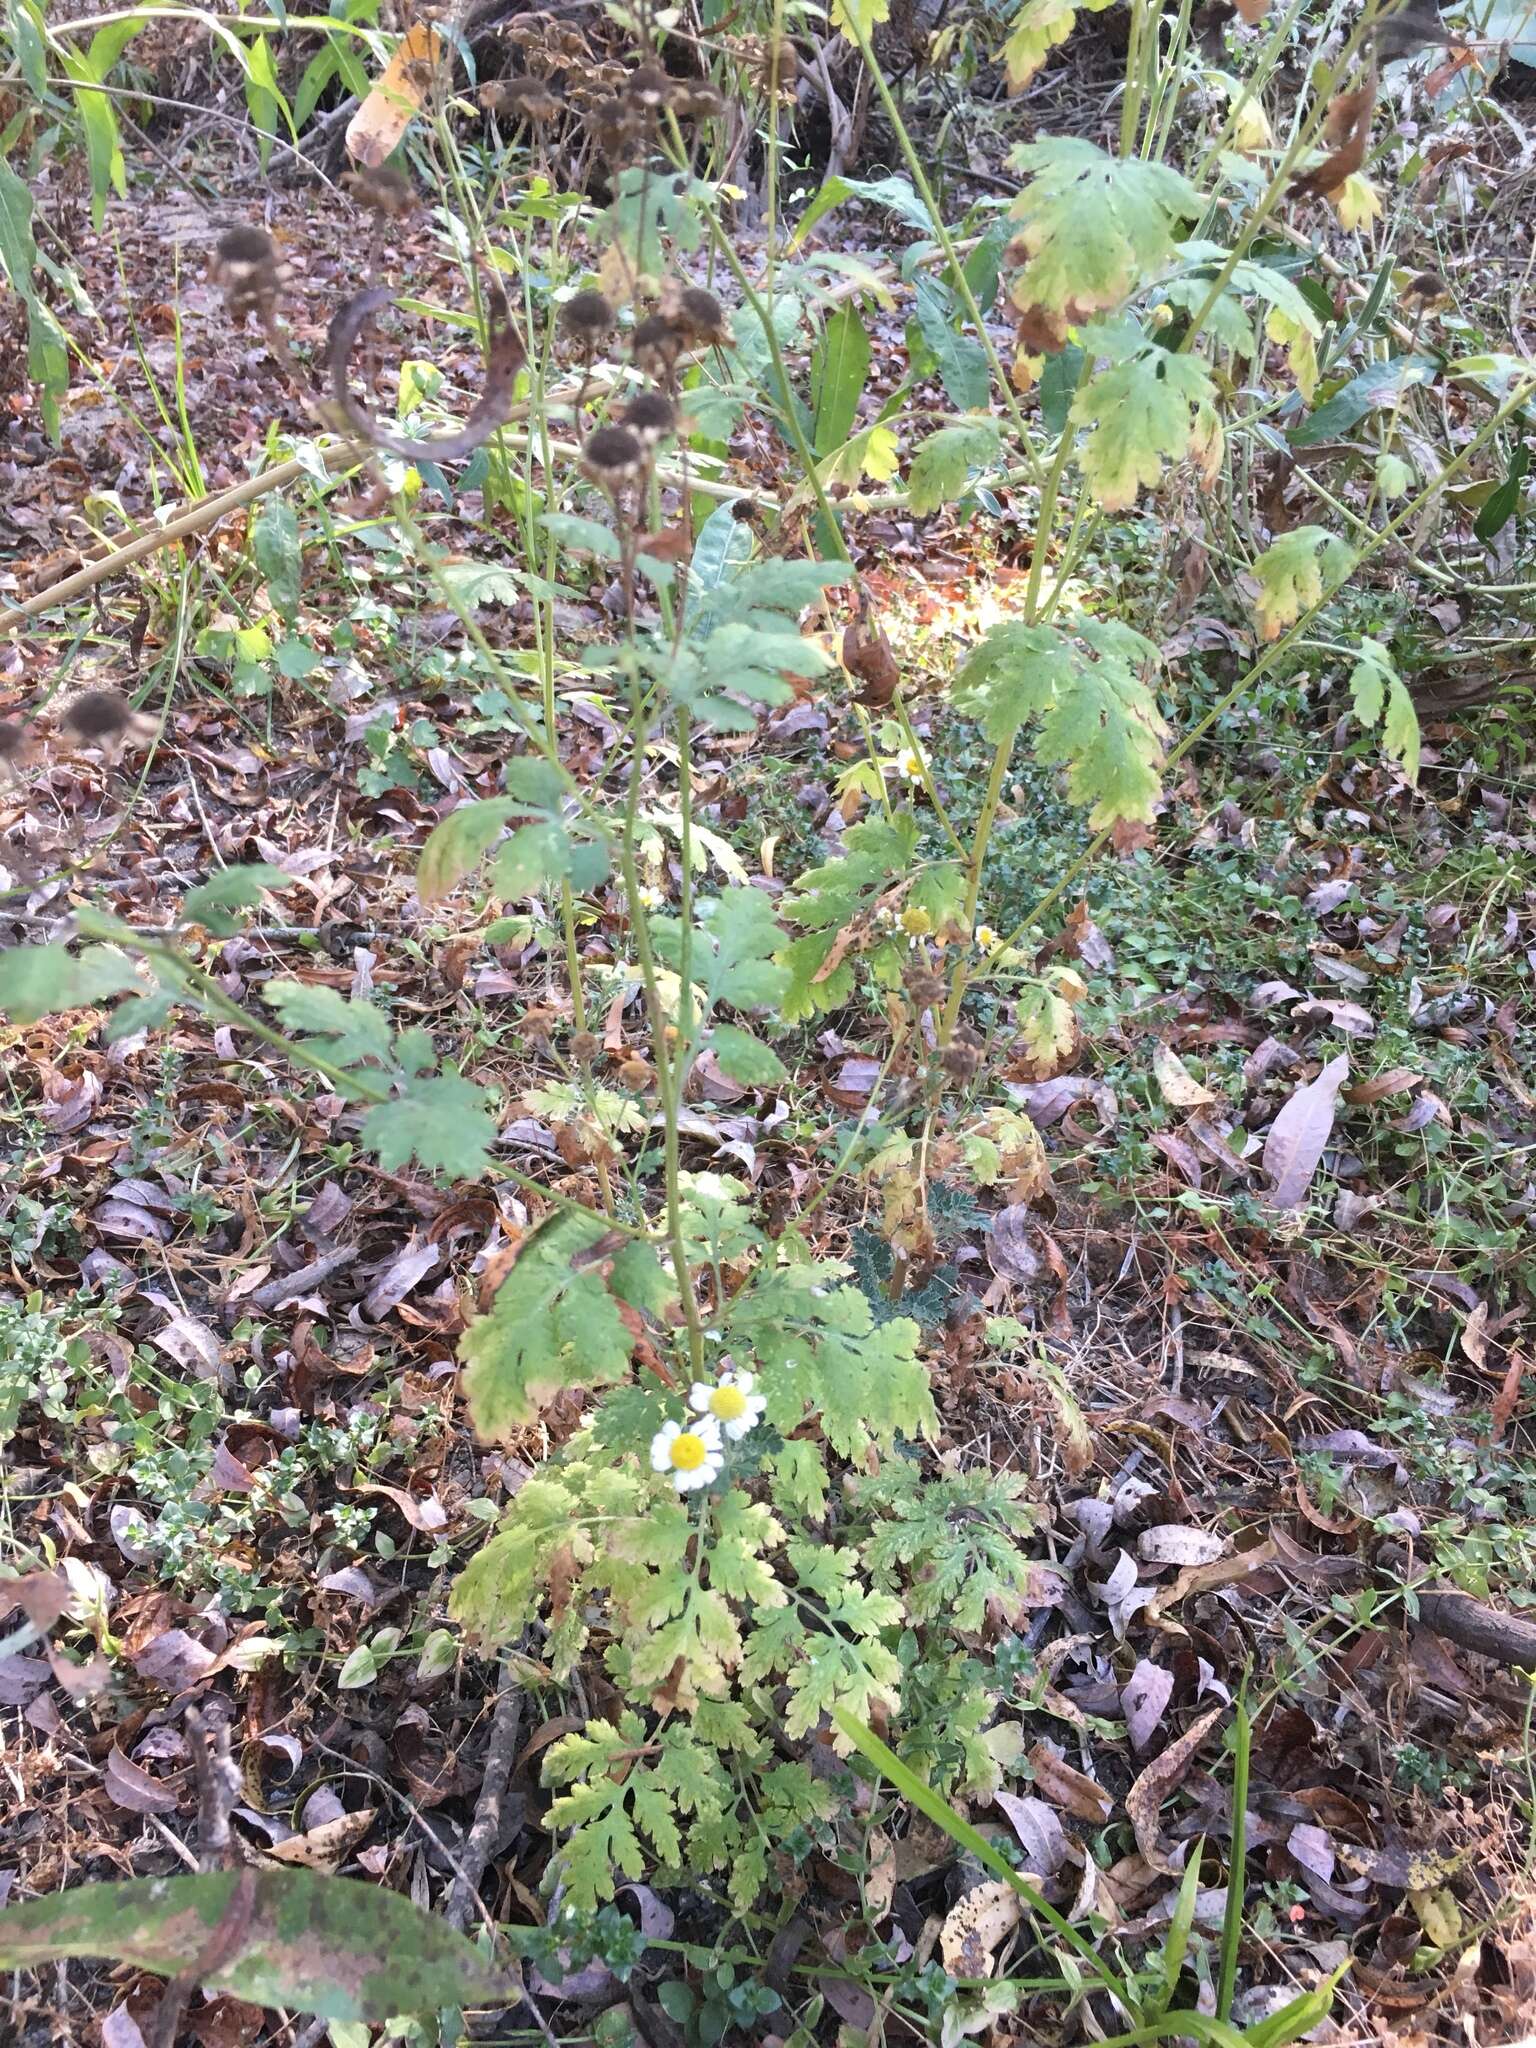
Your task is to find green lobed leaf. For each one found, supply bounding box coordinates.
[361,1071,499,1180]
[1069,347,1215,511]
[1250,525,1355,640]
[906,419,1003,516]
[183,864,295,937]
[913,277,991,411]
[0,1870,518,2022]
[461,1207,633,1434]
[653,887,789,1008]
[708,1023,788,1086]
[266,981,394,1067]
[1348,638,1421,784]
[252,498,302,623]
[1006,139,1202,322]
[0,943,138,1026]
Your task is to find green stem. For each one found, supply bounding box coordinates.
[991,373,1536,958]
[835,11,1042,487]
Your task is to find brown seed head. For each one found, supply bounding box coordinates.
[581,423,645,484]
[624,62,674,110]
[904,968,946,1010]
[569,1030,602,1065]
[675,83,726,121]
[631,312,682,378]
[484,74,562,122]
[343,164,415,218]
[559,289,616,346]
[670,283,730,347]
[211,225,285,321]
[615,1056,655,1091]
[215,225,276,267]
[63,689,132,745]
[624,390,677,443]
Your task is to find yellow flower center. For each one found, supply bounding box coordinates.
[710,1385,748,1422]
[669,1431,709,1472]
[899,906,933,937]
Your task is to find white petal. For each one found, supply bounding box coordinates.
[688,1384,712,1412]
[693,1415,723,1449]
[731,1371,755,1394]
[723,1417,753,1441]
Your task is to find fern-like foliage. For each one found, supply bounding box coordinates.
[953,616,1167,826]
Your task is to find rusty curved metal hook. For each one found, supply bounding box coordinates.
[326,270,524,462]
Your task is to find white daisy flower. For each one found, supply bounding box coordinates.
[649,1415,723,1492]
[892,746,923,782]
[974,924,1001,952]
[636,883,665,910]
[688,1369,767,1442]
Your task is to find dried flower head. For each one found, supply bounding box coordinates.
[763,36,798,90]
[938,1023,984,1085]
[674,83,726,121]
[904,967,946,1010]
[483,75,562,123]
[581,423,645,486]
[559,289,616,350]
[210,225,286,322]
[569,1030,601,1065]
[342,164,415,219]
[585,94,644,161]
[63,689,132,745]
[1403,270,1447,307]
[623,62,674,111]
[624,390,677,444]
[631,312,683,380]
[668,283,730,348]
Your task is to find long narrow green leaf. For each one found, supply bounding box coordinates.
[1217,1699,1251,2022]
[829,1705,1136,2017]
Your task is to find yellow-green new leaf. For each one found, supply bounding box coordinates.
[830,0,890,42]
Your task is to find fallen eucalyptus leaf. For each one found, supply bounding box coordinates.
[0,1869,519,2022]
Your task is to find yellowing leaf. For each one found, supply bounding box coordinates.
[1003,0,1077,88]
[1003,0,1118,89]
[939,1880,1022,1978]
[1349,637,1421,784]
[1231,94,1274,153]
[818,421,900,489]
[1007,139,1202,322]
[1266,305,1320,401]
[1250,525,1354,640]
[1152,1044,1215,1107]
[1332,171,1382,230]
[1070,348,1216,511]
[346,22,443,169]
[830,0,890,43]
